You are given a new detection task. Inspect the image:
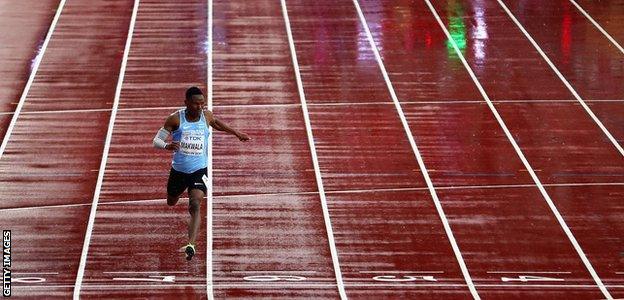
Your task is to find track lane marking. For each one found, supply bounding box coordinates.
[487,271,572,274]
[568,0,624,55]
[352,0,480,298]
[0,0,67,160]
[281,0,347,298]
[102,271,188,274]
[72,0,141,298]
[231,271,318,274]
[1,181,622,213]
[206,0,214,298]
[2,99,624,116]
[359,271,445,274]
[12,283,624,289]
[497,0,624,159]
[429,0,614,298]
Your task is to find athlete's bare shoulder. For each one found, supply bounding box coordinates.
[163,110,181,132]
[203,109,215,125]
[168,110,181,120]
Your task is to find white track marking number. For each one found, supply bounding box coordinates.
[501,275,565,283]
[373,275,437,282]
[243,275,306,282]
[12,272,58,284]
[13,277,46,284]
[112,275,176,283]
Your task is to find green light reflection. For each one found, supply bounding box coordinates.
[446,1,466,59]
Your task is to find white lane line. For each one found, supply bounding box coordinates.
[1,181,622,213]
[0,106,181,116]
[206,0,214,298]
[1,99,624,116]
[72,0,140,298]
[328,181,624,192]
[498,0,624,159]
[430,1,613,299]
[359,271,445,274]
[217,181,622,192]
[305,99,624,104]
[111,276,175,282]
[13,272,59,275]
[487,271,572,274]
[280,1,347,299]
[231,271,318,274]
[0,0,67,160]
[427,99,624,103]
[352,0,480,299]
[102,271,188,274]
[0,202,97,213]
[478,284,616,288]
[569,0,624,55]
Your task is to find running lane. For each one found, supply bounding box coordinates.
[0,0,60,140]
[426,0,624,298]
[359,0,608,298]
[501,0,624,143]
[211,0,339,298]
[287,0,473,298]
[78,0,209,298]
[573,0,624,45]
[0,0,134,297]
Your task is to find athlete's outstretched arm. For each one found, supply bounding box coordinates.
[153,113,181,151]
[204,110,250,141]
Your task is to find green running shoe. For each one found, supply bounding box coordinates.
[184,243,195,261]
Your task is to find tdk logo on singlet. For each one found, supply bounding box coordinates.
[180,130,204,155]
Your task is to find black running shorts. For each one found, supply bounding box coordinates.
[167,167,208,196]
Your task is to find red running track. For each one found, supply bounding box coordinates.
[212,0,338,298]
[0,0,134,298]
[79,0,209,298]
[0,0,60,140]
[1,0,623,299]
[288,0,472,298]
[573,0,624,46]
[358,0,621,298]
[501,0,624,145]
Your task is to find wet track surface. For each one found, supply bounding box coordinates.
[1,0,623,299]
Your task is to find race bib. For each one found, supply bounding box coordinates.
[180,130,205,156]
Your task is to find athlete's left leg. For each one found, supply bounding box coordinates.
[187,188,204,246]
[167,168,186,206]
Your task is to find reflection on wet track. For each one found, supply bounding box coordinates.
[0,0,623,299]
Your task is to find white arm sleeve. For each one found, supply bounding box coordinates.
[153,128,171,149]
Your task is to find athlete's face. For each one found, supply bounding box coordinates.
[185,95,205,116]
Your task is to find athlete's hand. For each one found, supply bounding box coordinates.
[165,141,180,151]
[237,132,250,142]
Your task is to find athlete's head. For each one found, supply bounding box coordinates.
[186,86,204,101]
[184,86,205,116]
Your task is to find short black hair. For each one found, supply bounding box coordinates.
[185,86,204,100]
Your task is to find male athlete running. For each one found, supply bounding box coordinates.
[153,86,249,260]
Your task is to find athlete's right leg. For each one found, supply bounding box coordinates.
[167,193,182,206]
[166,168,186,206]
[183,168,208,261]
[187,189,205,245]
